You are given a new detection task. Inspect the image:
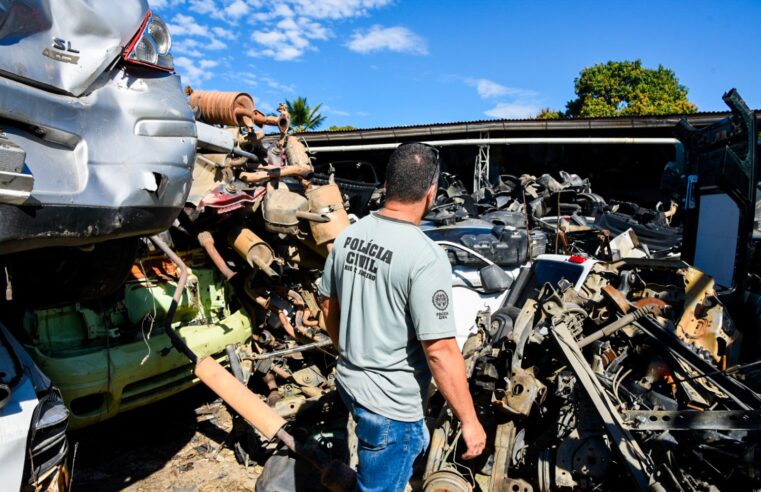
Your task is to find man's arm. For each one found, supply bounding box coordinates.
[320,295,340,349]
[422,338,486,460]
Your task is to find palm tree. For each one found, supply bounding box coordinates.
[286,96,327,132]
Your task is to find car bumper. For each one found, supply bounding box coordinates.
[25,309,252,430]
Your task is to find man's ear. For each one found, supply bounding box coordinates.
[425,182,437,208]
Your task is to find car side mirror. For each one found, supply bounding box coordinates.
[479,264,512,293]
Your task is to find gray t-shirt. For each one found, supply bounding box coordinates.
[318,213,456,422]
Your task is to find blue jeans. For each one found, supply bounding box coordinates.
[339,387,429,492]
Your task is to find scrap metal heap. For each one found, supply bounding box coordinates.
[423,258,761,491]
[427,170,681,259]
[180,89,356,468]
[181,91,760,491]
[9,82,758,491]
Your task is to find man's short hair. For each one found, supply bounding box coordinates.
[385,143,439,203]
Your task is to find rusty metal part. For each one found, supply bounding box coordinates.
[423,468,473,492]
[633,297,670,311]
[301,386,324,398]
[306,183,351,245]
[295,210,331,223]
[277,311,297,339]
[247,340,332,360]
[622,410,761,431]
[262,184,309,235]
[550,324,653,491]
[195,356,287,440]
[302,308,320,327]
[270,365,291,380]
[274,427,356,492]
[602,284,630,314]
[188,90,289,132]
[294,309,325,342]
[297,233,331,257]
[148,235,194,363]
[292,366,326,387]
[263,372,282,405]
[285,135,311,168]
[197,231,236,281]
[190,90,256,128]
[493,368,547,416]
[577,304,656,348]
[239,163,314,184]
[287,289,306,306]
[489,421,518,492]
[597,229,613,260]
[229,228,278,277]
[675,267,738,364]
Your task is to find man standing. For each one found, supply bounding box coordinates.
[319,143,486,491]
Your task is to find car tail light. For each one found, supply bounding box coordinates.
[567,255,587,264]
[123,11,173,71]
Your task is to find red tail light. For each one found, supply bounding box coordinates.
[567,255,587,264]
[123,10,173,71]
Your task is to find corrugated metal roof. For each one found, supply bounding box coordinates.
[286,110,758,143]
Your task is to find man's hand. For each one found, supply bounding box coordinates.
[422,337,485,460]
[460,418,486,459]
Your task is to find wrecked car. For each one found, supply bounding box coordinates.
[0,0,195,256]
[0,322,69,492]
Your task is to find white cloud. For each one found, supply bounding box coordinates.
[261,76,296,93]
[167,1,399,66]
[346,25,427,55]
[207,38,227,50]
[225,0,249,17]
[188,0,217,15]
[466,78,538,99]
[168,13,231,57]
[169,13,210,37]
[212,26,237,40]
[249,15,334,61]
[484,103,541,119]
[288,0,393,19]
[174,56,216,87]
[173,38,204,57]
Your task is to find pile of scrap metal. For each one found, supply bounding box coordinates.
[180,89,356,466]
[427,170,682,260]
[422,257,761,491]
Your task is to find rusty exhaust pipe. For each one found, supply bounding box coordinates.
[189,89,289,133]
[149,235,355,491]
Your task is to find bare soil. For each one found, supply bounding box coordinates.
[71,386,261,491]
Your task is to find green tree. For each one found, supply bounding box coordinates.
[535,108,563,120]
[286,96,327,132]
[327,125,357,131]
[566,59,698,117]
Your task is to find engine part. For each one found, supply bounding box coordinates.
[230,228,277,277]
[493,368,546,417]
[306,183,351,246]
[263,184,310,235]
[189,90,289,133]
[423,468,473,492]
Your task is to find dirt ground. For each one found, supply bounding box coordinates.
[71,386,261,491]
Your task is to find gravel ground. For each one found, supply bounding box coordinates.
[70,386,261,492]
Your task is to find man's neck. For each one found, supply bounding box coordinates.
[377,199,426,225]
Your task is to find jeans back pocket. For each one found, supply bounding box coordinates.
[354,405,390,451]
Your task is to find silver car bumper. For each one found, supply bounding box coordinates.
[0,66,197,253]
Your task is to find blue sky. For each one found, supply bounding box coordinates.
[152,0,761,129]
